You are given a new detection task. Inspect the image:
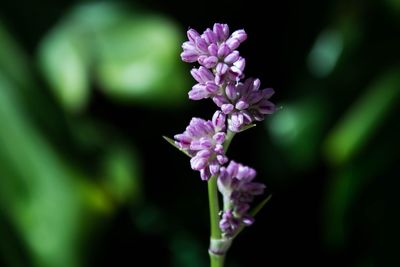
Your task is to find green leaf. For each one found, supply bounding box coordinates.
[0,73,82,267]
[37,2,189,111]
[250,194,272,217]
[233,194,272,239]
[267,96,326,171]
[238,124,256,133]
[94,15,188,106]
[38,24,90,113]
[324,68,400,165]
[163,136,191,157]
[0,22,33,89]
[101,144,142,205]
[37,2,118,112]
[307,29,343,78]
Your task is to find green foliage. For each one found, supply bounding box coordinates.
[324,68,400,165]
[1,0,399,266]
[0,2,178,266]
[263,3,400,265]
[0,71,82,267]
[38,2,188,112]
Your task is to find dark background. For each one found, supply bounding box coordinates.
[0,0,399,266]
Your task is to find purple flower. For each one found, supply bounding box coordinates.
[219,209,240,237]
[181,23,247,83]
[174,111,228,180]
[188,66,220,100]
[219,209,255,237]
[217,161,266,236]
[169,22,275,243]
[213,78,276,132]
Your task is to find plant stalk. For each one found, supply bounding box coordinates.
[207,130,236,267]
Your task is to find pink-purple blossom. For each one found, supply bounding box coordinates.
[173,23,274,240]
[181,23,275,132]
[213,78,276,132]
[181,23,247,84]
[217,161,266,237]
[174,111,228,180]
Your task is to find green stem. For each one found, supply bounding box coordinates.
[208,174,221,239]
[208,176,225,267]
[207,130,236,267]
[209,252,225,267]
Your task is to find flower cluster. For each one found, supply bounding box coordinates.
[218,161,265,236]
[174,23,275,237]
[214,78,275,132]
[181,23,246,85]
[175,111,227,181]
[181,23,276,132]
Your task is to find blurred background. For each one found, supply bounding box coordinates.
[0,0,399,266]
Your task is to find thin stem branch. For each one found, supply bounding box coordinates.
[207,129,236,267]
[209,252,225,267]
[208,174,221,239]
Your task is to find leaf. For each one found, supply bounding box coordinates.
[233,194,272,239]
[101,144,142,205]
[163,136,191,157]
[238,124,256,133]
[38,26,90,112]
[37,2,189,111]
[0,22,33,89]
[0,72,82,267]
[250,194,272,217]
[323,68,400,165]
[266,96,326,171]
[95,15,189,106]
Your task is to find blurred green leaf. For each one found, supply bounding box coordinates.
[0,69,141,267]
[37,2,188,112]
[66,119,143,217]
[38,28,91,112]
[170,232,206,267]
[308,29,343,78]
[101,144,142,205]
[0,22,33,89]
[323,68,400,165]
[0,73,82,267]
[267,97,327,170]
[323,169,360,247]
[134,204,166,235]
[307,14,363,79]
[384,0,400,15]
[95,16,187,105]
